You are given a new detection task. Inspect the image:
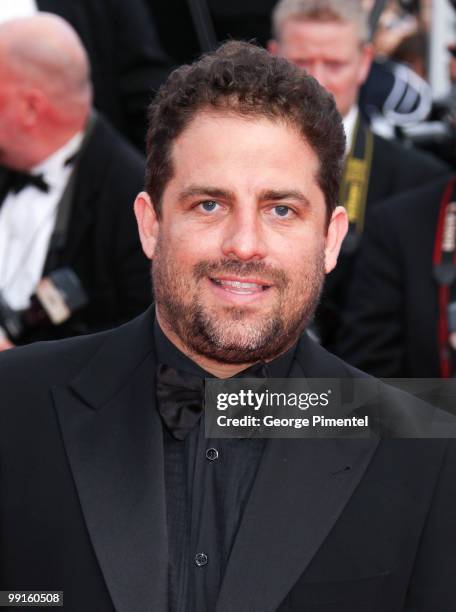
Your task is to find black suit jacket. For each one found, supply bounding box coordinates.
[333,175,454,377]
[1,307,455,611]
[0,114,151,343]
[38,0,172,151]
[319,129,450,346]
[145,0,278,63]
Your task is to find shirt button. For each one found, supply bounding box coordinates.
[195,552,208,567]
[206,447,219,461]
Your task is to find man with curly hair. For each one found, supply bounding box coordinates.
[1,40,455,612]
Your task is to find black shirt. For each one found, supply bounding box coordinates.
[153,321,297,611]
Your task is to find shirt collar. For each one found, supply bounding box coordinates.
[342,105,359,155]
[31,130,84,189]
[154,317,298,379]
[0,0,37,23]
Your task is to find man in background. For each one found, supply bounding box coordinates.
[335,174,456,378]
[0,0,172,151]
[269,0,449,345]
[0,14,151,349]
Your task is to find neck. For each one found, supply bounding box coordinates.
[30,129,82,168]
[156,309,264,379]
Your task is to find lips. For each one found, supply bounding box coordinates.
[210,277,271,294]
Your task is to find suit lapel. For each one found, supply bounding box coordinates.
[216,335,379,612]
[53,309,168,612]
[0,168,11,208]
[44,116,106,272]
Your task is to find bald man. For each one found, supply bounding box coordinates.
[0,0,172,152]
[0,14,151,348]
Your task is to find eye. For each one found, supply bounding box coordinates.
[199,200,220,212]
[272,205,293,218]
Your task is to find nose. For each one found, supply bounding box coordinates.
[305,62,328,89]
[221,209,267,261]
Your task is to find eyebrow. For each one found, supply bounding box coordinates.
[178,185,236,201]
[178,185,311,208]
[260,189,310,208]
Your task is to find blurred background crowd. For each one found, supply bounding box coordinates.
[0,0,456,379]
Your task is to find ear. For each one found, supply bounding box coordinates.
[267,39,279,55]
[358,42,374,86]
[134,191,159,260]
[20,88,47,128]
[324,205,348,274]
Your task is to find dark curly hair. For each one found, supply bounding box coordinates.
[146,40,345,219]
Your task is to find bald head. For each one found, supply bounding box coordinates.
[0,14,92,169]
[0,13,91,116]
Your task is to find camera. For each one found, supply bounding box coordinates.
[0,268,88,343]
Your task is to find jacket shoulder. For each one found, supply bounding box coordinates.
[0,329,111,390]
[82,114,145,182]
[297,334,456,437]
[376,174,453,217]
[372,133,449,176]
[296,332,370,379]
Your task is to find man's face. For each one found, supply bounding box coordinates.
[136,111,346,364]
[273,20,373,117]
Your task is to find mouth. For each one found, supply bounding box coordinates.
[209,276,272,295]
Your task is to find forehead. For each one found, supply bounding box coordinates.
[167,110,322,195]
[280,19,361,57]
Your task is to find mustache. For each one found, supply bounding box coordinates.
[193,259,288,288]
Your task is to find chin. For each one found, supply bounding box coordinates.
[189,312,287,364]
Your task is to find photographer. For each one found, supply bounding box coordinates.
[269,0,450,346]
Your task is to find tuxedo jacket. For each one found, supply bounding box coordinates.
[0,114,151,343]
[37,0,172,151]
[1,307,455,611]
[333,174,454,378]
[318,129,450,347]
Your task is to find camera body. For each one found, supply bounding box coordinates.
[0,268,88,343]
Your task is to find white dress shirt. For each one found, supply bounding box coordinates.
[0,0,37,23]
[0,132,84,310]
[342,105,359,156]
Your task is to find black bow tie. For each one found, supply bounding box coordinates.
[156,362,268,440]
[10,171,49,194]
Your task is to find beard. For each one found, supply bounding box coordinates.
[152,235,325,364]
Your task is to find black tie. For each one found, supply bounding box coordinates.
[10,171,49,194]
[156,362,268,440]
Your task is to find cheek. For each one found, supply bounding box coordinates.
[332,76,352,97]
[163,222,222,264]
[323,79,348,107]
[348,64,366,89]
[329,65,358,90]
[274,230,324,267]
